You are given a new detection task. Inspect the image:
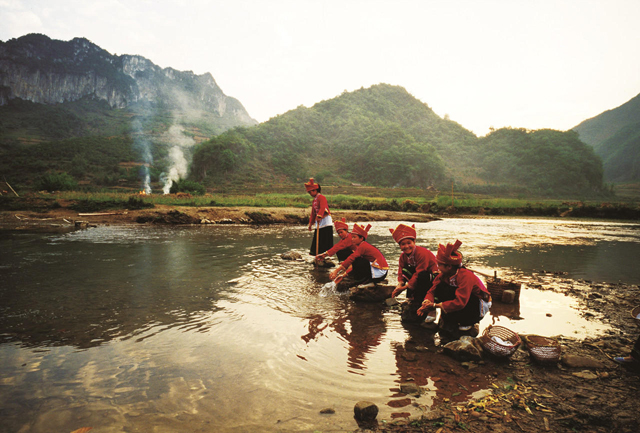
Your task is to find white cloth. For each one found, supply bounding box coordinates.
[491,336,511,346]
[371,265,387,279]
[479,299,492,318]
[314,215,333,229]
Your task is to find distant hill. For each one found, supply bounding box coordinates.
[0,33,256,192]
[572,93,640,183]
[191,84,606,197]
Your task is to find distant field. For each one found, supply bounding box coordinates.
[613,182,640,201]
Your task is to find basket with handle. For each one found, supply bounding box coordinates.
[522,335,561,363]
[632,306,640,326]
[478,325,521,357]
[487,278,521,302]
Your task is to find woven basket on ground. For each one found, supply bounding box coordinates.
[632,306,640,326]
[522,335,561,363]
[487,278,521,302]
[478,325,521,357]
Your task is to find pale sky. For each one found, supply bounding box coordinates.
[1,0,639,136]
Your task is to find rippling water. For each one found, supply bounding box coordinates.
[1,218,639,432]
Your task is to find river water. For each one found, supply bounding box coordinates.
[1,217,639,432]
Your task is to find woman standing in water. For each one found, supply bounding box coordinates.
[305,178,333,258]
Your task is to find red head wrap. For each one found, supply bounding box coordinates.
[352,223,372,239]
[389,223,416,244]
[334,217,349,231]
[304,178,319,192]
[436,239,463,265]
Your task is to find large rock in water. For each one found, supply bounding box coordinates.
[349,284,393,303]
[281,251,302,260]
[354,401,378,421]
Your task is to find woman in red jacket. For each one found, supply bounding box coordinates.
[389,223,438,323]
[316,218,355,263]
[305,178,333,257]
[417,240,491,335]
[329,223,388,287]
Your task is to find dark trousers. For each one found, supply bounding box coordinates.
[336,248,353,262]
[400,269,436,323]
[434,281,481,327]
[309,226,333,255]
[633,335,640,360]
[350,257,387,284]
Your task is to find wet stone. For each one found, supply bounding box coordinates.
[281,251,302,260]
[354,401,378,421]
[562,354,607,369]
[443,336,483,362]
[400,382,421,395]
[572,371,599,380]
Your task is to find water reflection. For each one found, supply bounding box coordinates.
[0,219,638,433]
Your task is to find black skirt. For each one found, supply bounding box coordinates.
[309,226,334,255]
[433,281,481,326]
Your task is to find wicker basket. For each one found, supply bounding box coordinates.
[632,306,640,326]
[487,278,521,302]
[523,335,561,363]
[478,325,521,357]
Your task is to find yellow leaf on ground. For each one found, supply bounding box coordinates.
[70,428,93,433]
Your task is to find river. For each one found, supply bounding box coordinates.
[1,217,639,432]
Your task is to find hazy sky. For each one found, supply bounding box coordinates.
[1,0,639,136]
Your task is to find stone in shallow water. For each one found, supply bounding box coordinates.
[354,401,378,421]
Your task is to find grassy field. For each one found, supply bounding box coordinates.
[4,186,636,219]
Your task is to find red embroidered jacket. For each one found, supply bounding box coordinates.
[342,241,389,272]
[324,235,355,258]
[424,268,489,313]
[309,193,330,226]
[397,246,438,289]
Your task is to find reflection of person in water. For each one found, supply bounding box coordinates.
[389,223,438,324]
[300,304,387,371]
[417,240,491,336]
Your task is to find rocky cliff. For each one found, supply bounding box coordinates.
[0,33,256,126]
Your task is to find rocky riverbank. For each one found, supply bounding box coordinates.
[363,272,640,433]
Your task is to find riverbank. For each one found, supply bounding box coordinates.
[0,200,438,231]
[372,272,640,433]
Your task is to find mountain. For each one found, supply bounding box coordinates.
[572,93,640,183]
[191,84,606,197]
[0,33,257,192]
[0,33,256,125]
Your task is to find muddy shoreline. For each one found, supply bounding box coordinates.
[0,204,439,231]
[2,206,639,432]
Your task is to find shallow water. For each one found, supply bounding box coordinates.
[1,218,639,432]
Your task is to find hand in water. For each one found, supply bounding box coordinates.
[391,284,405,298]
[417,300,434,316]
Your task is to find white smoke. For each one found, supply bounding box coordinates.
[161,125,196,194]
[132,119,153,193]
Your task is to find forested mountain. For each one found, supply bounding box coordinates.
[0,34,608,197]
[0,34,257,191]
[191,84,606,196]
[572,93,640,183]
